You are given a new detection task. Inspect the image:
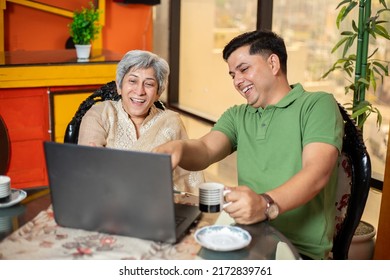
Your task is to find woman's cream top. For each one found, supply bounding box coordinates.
[78,99,204,193]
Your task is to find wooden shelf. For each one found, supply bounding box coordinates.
[0,49,121,88]
[0,49,121,188]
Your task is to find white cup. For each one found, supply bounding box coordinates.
[198,182,231,213]
[0,175,11,203]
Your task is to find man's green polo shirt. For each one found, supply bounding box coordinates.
[212,83,344,259]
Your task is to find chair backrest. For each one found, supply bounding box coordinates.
[0,115,11,175]
[63,81,165,143]
[332,103,371,259]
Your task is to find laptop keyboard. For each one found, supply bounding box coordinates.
[175,215,186,227]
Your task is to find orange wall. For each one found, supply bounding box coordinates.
[4,1,153,54]
[104,2,153,53]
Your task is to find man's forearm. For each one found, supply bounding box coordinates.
[179,139,212,171]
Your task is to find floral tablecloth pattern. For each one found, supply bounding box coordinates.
[0,195,214,259]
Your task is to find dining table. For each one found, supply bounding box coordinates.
[0,187,301,260]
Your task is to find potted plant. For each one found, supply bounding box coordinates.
[349,220,376,259]
[322,0,390,130]
[69,1,101,60]
[324,1,390,259]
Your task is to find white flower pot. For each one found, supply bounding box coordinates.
[75,44,91,61]
[348,221,376,260]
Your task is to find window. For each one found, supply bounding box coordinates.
[155,0,388,187]
[272,0,389,184]
[168,0,259,121]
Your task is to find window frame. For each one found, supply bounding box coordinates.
[165,0,382,191]
[167,0,273,125]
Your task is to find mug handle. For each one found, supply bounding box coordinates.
[222,189,232,209]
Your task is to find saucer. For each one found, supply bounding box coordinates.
[194,225,251,251]
[0,189,27,208]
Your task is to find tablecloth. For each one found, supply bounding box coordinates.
[0,193,215,260]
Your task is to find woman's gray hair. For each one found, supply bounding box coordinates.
[116,50,170,95]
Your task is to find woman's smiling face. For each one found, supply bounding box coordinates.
[119,67,159,121]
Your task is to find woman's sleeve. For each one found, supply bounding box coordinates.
[170,113,205,193]
[78,104,108,147]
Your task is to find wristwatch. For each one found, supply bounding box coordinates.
[260,193,279,220]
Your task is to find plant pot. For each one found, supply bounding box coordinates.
[348,221,376,260]
[75,44,91,61]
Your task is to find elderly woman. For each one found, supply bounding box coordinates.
[78,50,204,192]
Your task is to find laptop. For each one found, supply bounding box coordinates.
[43,141,201,244]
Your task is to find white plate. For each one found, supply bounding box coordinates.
[0,189,27,208]
[194,225,252,251]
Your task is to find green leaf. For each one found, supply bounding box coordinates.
[352,20,358,32]
[367,48,378,59]
[377,7,390,14]
[342,36,354,57]
[321,68,334,79]
[373,61,389,75]
[374,108,383,127]
[337,6,347,28]
[336,0,353,10]
[343,1,358,19]
[373,24,390,39]
[348,53,356,60]
[379,0,388,9]
[368,28,377,39]
[341,31,355,35]
[351,106,369,119]
[355,100,371,110]
[373,20,389,25]
[347,34,356,48]
[370,70,377,91]
[375,67,386,84]
[357,77,369,85]
[331,36,349,53]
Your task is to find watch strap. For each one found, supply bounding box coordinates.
[260,193,278,220]
[260,193,274,205]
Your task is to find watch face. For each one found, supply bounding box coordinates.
[267,204,279,220]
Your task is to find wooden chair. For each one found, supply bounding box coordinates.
[332,103,372,259]
[63,81,165,144]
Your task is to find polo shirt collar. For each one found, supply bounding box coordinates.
[245,83,304,113]
[275,83,304,108]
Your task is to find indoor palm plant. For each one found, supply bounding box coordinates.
[323,0,390,259]
[322,0,390,130]
[69,1,101,60]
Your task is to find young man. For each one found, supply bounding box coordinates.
[154,30,344,259]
